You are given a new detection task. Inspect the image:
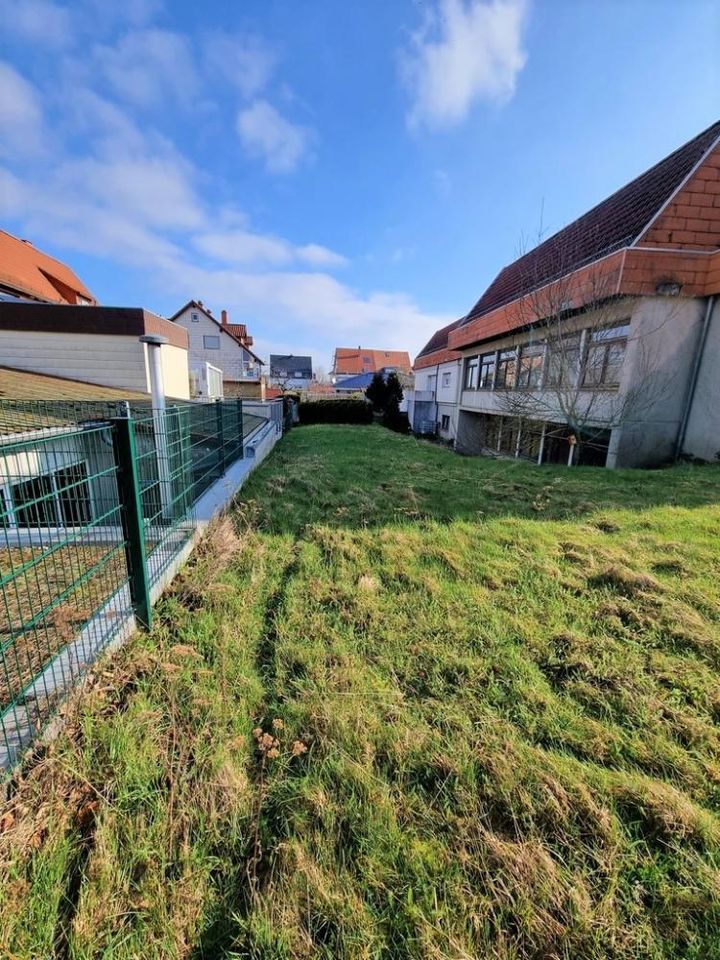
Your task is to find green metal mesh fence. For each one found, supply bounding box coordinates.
[0,397,269,772]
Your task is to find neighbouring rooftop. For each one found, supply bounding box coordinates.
[0,230,97,306]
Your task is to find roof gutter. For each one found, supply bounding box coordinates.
[674,294,715,460]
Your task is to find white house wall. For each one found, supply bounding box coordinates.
[173,307,257,382]
[150,343,191,400]
[0,330,149,393]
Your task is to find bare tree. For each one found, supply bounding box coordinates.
[483,240,681,465]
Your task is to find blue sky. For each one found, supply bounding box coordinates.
[1,0,718,372]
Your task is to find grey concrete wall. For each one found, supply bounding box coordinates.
[610,297,707,467]
[455,409,486,454]
[682,298,720,462]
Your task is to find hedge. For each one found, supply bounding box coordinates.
[298,398,373,425]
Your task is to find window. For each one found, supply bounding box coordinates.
[203,335,220,350]
[498,417,520,455]
[582,323,629,387]
[495,349,517,389]
[191,312,200,322]
[464,356,479,389]
[0,488,9,529]
[517,422,544,461]
[12,475,57,527]
[441,414,450,431]
[442,371,451,388]
[55,463,92,526]
[546,335,581,388]
[478,352,496,390]
[484,415,502,450]
[427,374,437,391]
[517,342,545,389]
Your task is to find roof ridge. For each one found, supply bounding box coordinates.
[460,119,720,327]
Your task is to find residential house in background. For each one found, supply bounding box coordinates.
[0,301,191,399]
[334,367,409,410]
[269,354,313,390]
[407,320,463,440]
[169,301,265,399]
[414,120,720,468]
[0,230,97,305]
[331,346,412,382]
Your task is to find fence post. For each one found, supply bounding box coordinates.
[237,397,244,457]
[112,407,152,629]
[215,400,226,474]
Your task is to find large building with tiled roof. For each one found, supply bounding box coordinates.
[0,230,97,305]
[413,120,720,467]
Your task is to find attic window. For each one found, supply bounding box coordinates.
[191,312,199,322]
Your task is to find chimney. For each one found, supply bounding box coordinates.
[221,309,228,326]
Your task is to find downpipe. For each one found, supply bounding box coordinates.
[674,295,715,461]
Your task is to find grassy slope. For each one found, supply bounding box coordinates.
[2,425,720,959]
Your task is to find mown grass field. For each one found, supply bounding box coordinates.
[2,424,720,959]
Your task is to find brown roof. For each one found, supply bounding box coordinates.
[0,302,189,350]
[415,319,463,367]
[460,120,720,330]
[0,230,97,305]
[0,366,150,402]
[333,347,412,376]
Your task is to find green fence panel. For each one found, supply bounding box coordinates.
[0,397,255,772]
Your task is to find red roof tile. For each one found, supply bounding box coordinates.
[0,230,96,305]
[460,120,720,329]
[332,347,412,376]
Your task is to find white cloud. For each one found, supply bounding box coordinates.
[0,62,45,157]
[203,32,276,99]
[82,0,164,28]
[295,244,347,268]
[0,41,449,365]
[0,0,72,46]
[155,260,451,360]
[61,157,205,230]
[95,29,198,108]
[194,231,347,268]
[402,0,529,129]
[237,99,311,173]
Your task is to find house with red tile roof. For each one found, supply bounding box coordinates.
[414,120,720,467]
[331,346,411,381]
[0,230,97,305]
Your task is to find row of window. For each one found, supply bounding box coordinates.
[476,414,611,467]
[463,323,630,392]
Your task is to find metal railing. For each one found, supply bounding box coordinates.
[0,398,267,771]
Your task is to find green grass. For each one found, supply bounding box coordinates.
[2,424,720,959]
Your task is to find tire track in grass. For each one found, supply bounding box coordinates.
[191,540,302,958]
